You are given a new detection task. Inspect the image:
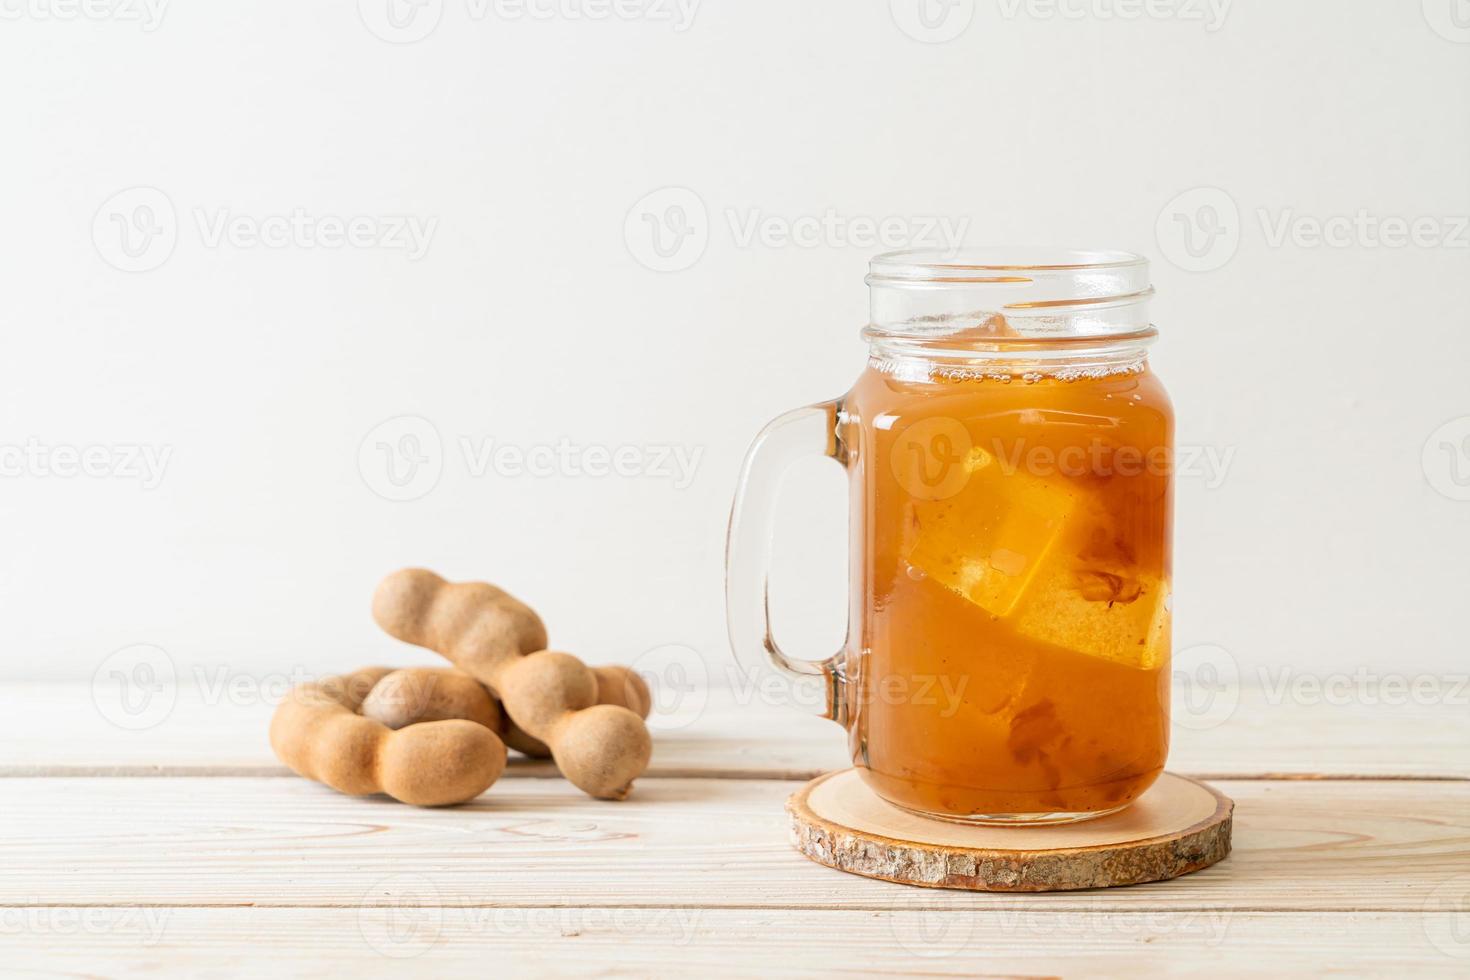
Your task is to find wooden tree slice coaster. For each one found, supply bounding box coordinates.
[787,769,1232,892]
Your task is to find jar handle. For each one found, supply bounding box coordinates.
[725,399,848,726]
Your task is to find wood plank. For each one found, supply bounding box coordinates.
[0,908,1462,978]
[0,680,847,778]
[0,777,1465,911]
[4,679,1467,779]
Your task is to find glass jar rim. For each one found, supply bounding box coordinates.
[864,246,1156,350]
[867,247,1149,281]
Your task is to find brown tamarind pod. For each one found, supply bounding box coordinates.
[501,723,552,759]
[269,666,506,807]
[593,665,653,718]
[361,666,500,731]
[371,569,653,799]
[494,652,652,800]
[503,664,653,759]
[372,569,547,672]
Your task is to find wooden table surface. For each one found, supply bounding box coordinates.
[2,678,1467,977]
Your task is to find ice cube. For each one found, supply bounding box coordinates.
[903,449,1080,618]
[1009,564,1170,670]
[904,451,1169,670]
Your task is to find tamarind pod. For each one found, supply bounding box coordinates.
[361,666,500,731]
[496,651,652,800]
[371,569,652,799]
[270,667,506,806]
[504,665,652,759]
[501,723,552,759]
[592,665,653,718]
[372,569,547,678]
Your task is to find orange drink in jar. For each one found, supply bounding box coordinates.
[729,249,1172,824]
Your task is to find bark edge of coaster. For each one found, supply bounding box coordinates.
[786,768,1232,892]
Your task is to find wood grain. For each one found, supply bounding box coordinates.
[1,677,1466,976]
[0,776,1463,911]
[0,908,1463,978]
[788,770,1233,891]
[5,680,1467,779]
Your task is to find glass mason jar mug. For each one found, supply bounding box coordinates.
[727,249,1173,825]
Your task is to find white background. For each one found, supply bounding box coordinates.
[1,1,1467,683]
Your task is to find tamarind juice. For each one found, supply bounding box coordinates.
[843,361,1173,821]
